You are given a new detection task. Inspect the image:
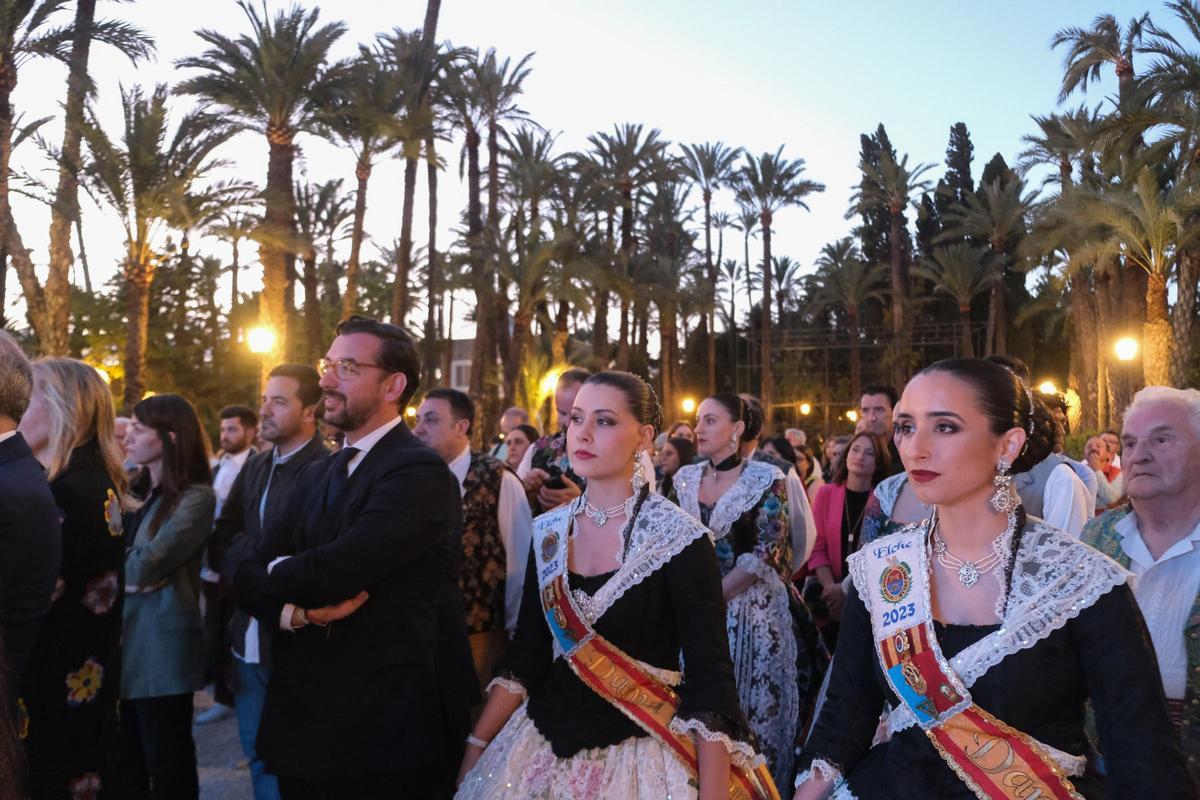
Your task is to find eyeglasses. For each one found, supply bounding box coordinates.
[317,358,392,380]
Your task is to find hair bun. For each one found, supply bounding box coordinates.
[1012,395,1056,473]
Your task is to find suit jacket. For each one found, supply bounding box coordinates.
[121,485,216,699]
[0,432,61,702]
[216,434,329,666]
[233,420,478,781]
[809,482,849,579]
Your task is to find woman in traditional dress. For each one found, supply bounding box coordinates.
[18,359,128,799]
[456,372,775,800]
[793,358,1192,799]
[672,393,800,789]
[859,469,929,547]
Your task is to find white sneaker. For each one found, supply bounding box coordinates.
[194,702,233,725]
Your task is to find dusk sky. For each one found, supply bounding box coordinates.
[5,0,1165,334]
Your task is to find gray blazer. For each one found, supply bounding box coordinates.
[121,485,215,700]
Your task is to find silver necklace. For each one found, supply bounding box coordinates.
[575,493,634,529]
[931,511,1016,589]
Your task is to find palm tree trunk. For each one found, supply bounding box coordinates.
[260,131,294,383]
[229,238,241,327]
[760,210,774,414]
[659,302,676,426]
[959,304,974,358]
[505,310,530,406]
[422,134,440,386]
[1171,249,1199,386]
[43,0,96,355]
[703,191,716,395]
[889,211,906,386]
[392,154,418,326]
[302,253,321,365]
[466,127,491,418]
[0,246,6,327]
[1143,270,1171,387]
[123,265,151,411]
[552,300,569,364]
[343,155,370,320]
[849,306,862,400]
[1071,272,1098,431]
[74,214,91,294]
[616,195,633,370]
[616,296,630,370]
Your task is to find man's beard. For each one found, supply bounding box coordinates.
[323,393,371,432]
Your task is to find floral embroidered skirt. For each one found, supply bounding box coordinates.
[455,703,697,799]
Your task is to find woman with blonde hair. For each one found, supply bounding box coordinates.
[18,358,129,799]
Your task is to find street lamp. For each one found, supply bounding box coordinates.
[845,409,860,423]
[1037,380,1057,396]
[799,402,812,416]
[1114,336,1139,362]
[247,326,276,355]
[681,397,697,415]
[405,406,417,419]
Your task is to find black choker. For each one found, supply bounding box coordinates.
[709,453,742,472]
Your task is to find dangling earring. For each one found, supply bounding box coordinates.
[729,433,739,454]
[631,450,647,493]
[990,457,1018,513]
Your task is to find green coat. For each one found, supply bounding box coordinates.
[1083,505,1200,784]
[121,485,215,700]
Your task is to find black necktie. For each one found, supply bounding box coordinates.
[324,446,360,510]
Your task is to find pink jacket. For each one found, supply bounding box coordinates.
[808,482,848,580]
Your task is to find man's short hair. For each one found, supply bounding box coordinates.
[1125,386,1200,439]
[558,368,592,388]
[425,388,475,435]
[860,384,899,409]
[0,331,32,422]
[785,428,806,445]
[268,363,323,407]
[502,407,531,425]
[336,315,421,406]
[220,404,258,428]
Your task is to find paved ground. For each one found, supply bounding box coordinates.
[194,691,253,800]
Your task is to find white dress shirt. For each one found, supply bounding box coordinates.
[1116,511,1200,700]
[212,447,252,517]
[785,467,817,571]
[278,415,406,631]
[1041,465,1092,537]
[448,446,533,632]
[0,430,16,445]
[1063,456,1098,508]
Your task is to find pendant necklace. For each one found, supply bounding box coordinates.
[931,510,1016,589]
[575,493,634,530]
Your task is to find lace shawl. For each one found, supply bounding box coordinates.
[672,459,783,540]
[851,518,1131,740]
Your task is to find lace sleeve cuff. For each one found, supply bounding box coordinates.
[735,551,778,584]
[669,713,765,771]
[794,757,843,788]
[485,675,527,701]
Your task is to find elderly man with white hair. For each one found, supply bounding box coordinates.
[1083,386,1200,789]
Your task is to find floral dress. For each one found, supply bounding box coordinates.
[674,459,815,789]
[20,441,124,800]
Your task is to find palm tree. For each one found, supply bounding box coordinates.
[770,255,803,323]
[849,151,933,385]
[718,256,742,371]
[913,243,995,357]
[77,84,232,408]
[1052,12,1150,102]
[680,141,742,394]
[176,1,347,369]
[207,204,259,332]
[318,45,415,321]
[587,123,673,368]
[1072,168,1200,386]
[294,179,351,364]
[812,237,886,399]
[940,175,1036,355]
[735,146,825,413]
[641,180,696,418]
[45,1,153,354]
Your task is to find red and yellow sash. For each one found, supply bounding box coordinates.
[533,505,780,800]
[858,527,1084,800]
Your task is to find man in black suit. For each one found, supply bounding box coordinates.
[0,331,61,714]
[232,317,476,800]
[217,364,328,800]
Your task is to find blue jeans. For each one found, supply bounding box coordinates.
[234,659,281,800]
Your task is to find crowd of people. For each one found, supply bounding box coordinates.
[0,317,1197,799]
